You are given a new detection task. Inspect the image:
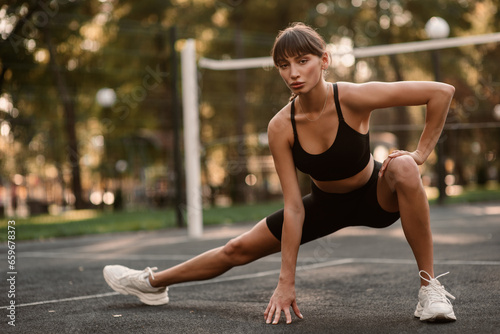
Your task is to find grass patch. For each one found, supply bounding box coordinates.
[429,185,500,205]
[2,210,178,242]
[202,201,283,225]
[1,201,284,242]
[1,185,498,242]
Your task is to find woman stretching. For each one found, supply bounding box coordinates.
[104,22,456,324]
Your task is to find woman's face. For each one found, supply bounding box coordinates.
[276,53,326,94]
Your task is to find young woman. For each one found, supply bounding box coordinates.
[103,22,456,324]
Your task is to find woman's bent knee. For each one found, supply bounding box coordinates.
[386,155,421,189]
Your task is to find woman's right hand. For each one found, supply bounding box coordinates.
[264,281,303,324]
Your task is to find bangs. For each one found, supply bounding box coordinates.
[271,24,325,66]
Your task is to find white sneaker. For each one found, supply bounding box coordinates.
[414,270,456,322]
[103,265,169,305]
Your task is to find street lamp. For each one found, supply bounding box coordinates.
[425,17,450,40]
[95,87,116,141]
[425,17,449,205]
[493,104,500,121]
[96,88,117,133]
[96,88,117,108]
[96,88,117,208]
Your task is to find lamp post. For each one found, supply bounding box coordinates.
[425,17,449,205]
[96,88,117,208]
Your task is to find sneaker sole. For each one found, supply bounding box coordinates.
[417,311,456,322]
[103,267,169,306]
[414,302,456,322]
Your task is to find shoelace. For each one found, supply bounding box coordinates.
[419,270,456,301]
[145,267,158,281]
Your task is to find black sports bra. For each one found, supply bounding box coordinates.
[291,83,371,181]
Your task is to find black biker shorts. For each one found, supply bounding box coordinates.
[266,161,401,244]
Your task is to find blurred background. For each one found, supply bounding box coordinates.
[1,0,499,221]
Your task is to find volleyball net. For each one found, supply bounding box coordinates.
[182,32,500,237]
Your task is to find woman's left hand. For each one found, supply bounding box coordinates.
[264,282,302,324]
[379,150,424,177]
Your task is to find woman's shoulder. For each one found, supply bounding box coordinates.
[334,81,362,102]
[335,81,365,95]
[335,81,389,111]
[268,101,292,132]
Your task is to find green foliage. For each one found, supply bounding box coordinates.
[1,0,499,208]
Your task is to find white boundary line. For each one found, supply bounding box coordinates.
[18,252,197,261]
[2,257,499,310]
[16,251,283,262]
[0,292,120,309]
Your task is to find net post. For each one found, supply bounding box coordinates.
[181,39,203,238]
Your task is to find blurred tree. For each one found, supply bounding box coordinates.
[1,0,94,209]
[0,0,498,215]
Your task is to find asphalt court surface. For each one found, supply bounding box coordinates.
[1,202,500,333]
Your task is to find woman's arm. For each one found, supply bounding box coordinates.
[340,81,455,172]
[264,111,304,325]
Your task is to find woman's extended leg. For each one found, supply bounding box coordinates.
[150,219,281,287]
[103,218,281,305]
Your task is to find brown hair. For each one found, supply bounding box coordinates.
[271,22,326,65]
[271,23,327,100]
